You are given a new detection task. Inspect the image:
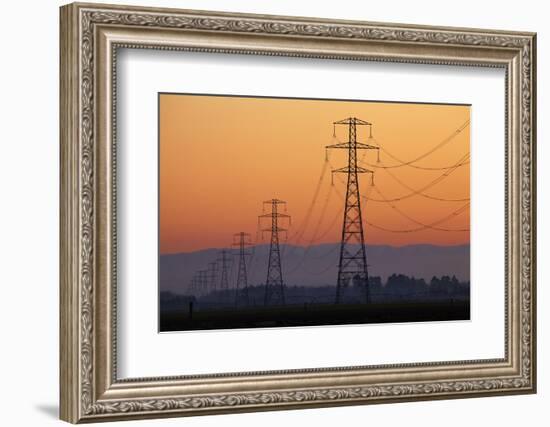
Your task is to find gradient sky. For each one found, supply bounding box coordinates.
[160,94,470,254]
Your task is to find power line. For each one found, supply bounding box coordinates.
[286,155,330,244]
[333,185,470,233]
[309,204,343,243]
[286,182,336,273]
[362,151,470,171]
[363,154,470,202]
[309,259,337,276]
[280,154,332,264]
[363,204,470,233]
[285,185,346,276]
[368,186,470,232]
[310,184,373,246]
[369,120,470,170]
[353,153,470,202]
[302,186,333,247]
[334,119,469,170]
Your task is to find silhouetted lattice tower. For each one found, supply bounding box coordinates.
[188,276,198,295]
[326,117,379,304]
[217,250,231,291]
[194,274,202,295]
[259,199,291,306]
[232,232,252,306]
[207,261,219,293]
[198,270,209,296]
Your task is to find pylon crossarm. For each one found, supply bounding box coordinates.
[263,198,286,205]
[332,166,373,174]
[334,117,371,126]
[331,167,349,174]
[258,213,290,218]
[356,142,379,150]
[356,166,374,174]
[326,142,351,149]
[326,142,378,150]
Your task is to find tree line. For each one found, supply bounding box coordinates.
[160,273,470,311]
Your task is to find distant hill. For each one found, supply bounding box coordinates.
[160,243,469,294]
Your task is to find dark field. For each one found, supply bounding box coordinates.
[159,299,470,332]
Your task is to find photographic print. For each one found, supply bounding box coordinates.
[159,94,470,332]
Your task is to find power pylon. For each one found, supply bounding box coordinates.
[232,232,253,306]
[259,199,291,306]
[188,277,197,295]
[217,250,231,291]
[207,261,219,293]
[198,270,209,296]
[326,117,379,304]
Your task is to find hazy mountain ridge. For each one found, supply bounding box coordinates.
[160,243,470,294]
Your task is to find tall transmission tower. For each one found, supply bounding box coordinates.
[232,232,253,306]
[217,250,231,292]
[207,261,219,293]
[326,117,379,304]
[259,199,291,306]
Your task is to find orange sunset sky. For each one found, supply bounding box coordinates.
[159,94,470,254]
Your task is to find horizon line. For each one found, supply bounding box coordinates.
[160,241,470,256]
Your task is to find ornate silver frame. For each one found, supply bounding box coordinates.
[60,2,537,423]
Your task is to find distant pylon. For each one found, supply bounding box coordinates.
[217,250,231,291]
[232,232,253,306]
[198,270,209,296]
[188,276,197,295]
[207,261,219,293]
[326,117,379,304]
[259,199,291,306]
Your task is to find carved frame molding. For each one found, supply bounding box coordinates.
[60,2,536,423]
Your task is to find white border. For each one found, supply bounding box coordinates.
[117,49,505,378]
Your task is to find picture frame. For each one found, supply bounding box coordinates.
[60,2,536,423]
